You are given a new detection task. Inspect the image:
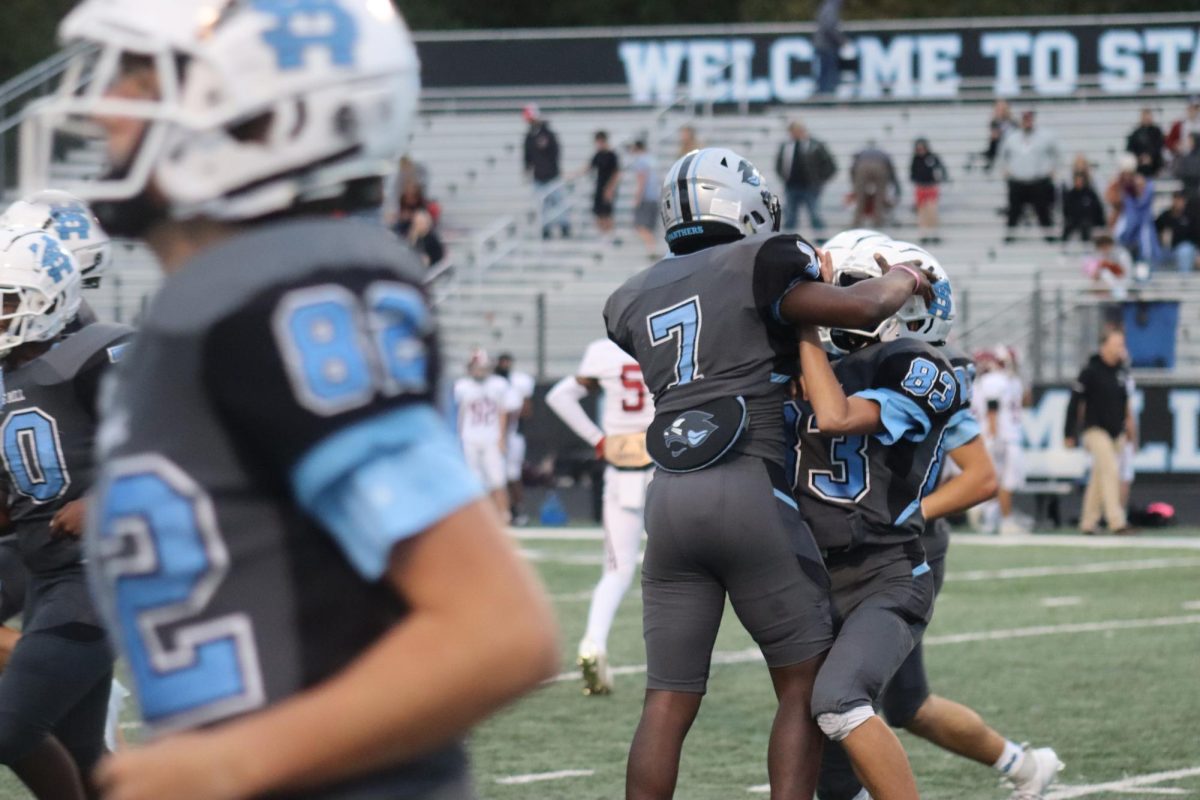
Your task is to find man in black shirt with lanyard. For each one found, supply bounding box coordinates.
[1065,328,1135,534]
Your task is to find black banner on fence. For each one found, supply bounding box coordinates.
[416,15,1200,103]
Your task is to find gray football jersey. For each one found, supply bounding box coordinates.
[788,338,979,549]
[604,233,820,464]
[0,323,131,575]
[85,219,469,798]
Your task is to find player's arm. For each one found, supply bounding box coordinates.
[798,327,882,435]
[778,250,935,332]
[921,438,997,521]
[546,375,604,453]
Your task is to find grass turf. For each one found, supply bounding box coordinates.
[0,530,1196,799]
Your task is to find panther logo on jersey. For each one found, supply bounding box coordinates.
[663,411,719,457]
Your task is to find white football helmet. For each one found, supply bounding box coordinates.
[0,226,84,357]
[882,240,954,345]
[821,238,906,355]
[19,0,420,230]
[822,228,891,252]
[661,148,780,251]
[1,191,112,288]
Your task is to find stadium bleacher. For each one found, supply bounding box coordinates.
[412,98,1200,380]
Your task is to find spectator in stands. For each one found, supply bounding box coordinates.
[849,141,899,227]
[982,99,1017,173]
[1174,133,1200,201]
[910,137,947,245]
[522,103,569,239]
[1082,234,1131,300]
[628,139,660,257]
[775,121,836,236]
[814,0,845,95]
[577,130,620,236]
[1104,153,1139,227]
[393,180,445,267]
[1114,172,1161,268]
[678,125,701,157]
[999,110,1060,243]
[398,154,429,193]
[1155,191,1199,273]
[1065,328,1135,535]
[1166,96,1200,161]
[1126,108,1166,178]
[1061,169,1105,244]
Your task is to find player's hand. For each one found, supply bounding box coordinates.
[50,498,87,539]
[594,437,606,460]
[817,247,834,283]
[94,734,250,800]
[875,253,936,305]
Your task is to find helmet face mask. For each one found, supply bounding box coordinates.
[20,0,420,228]
[661,148,781,252]
[0,228,83,358]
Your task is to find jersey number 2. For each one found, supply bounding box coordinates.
[94,455,264,730]
[647,296,702,388]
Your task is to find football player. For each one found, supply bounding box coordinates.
[972,347,1028,534]
[495,353,535,524]
[605,146,935,799]
[808,239,1062,800]
[789,242,976,800]
[1,190,113,329]
[455,349,512,519]
[546,337,655,696]
[22,3,558,799]
[0,225,129,799]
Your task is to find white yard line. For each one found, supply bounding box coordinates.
[953,557,1200,581]
[494,769,595,785]
[1041,596,1084,607]
[513,527,1200,550]
[550,614,1200,683]
[1045,766,1200,799]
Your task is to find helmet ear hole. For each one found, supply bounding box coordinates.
[750,211,765,226]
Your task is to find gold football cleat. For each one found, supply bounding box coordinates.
[577,647,613,696]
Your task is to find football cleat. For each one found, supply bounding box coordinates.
[1007,745,1063,800]
[577,640,613,696]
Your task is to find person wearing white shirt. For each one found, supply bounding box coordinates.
[455,351,510,519]
[496,353,536,525]
[972,349,1027,534]
[546,338,655,695]
[999,110,1060,243]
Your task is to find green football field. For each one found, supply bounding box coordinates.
[0,529,1197,799]
[470,530,1200,800]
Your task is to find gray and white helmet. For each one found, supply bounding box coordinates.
[661,148,781,250]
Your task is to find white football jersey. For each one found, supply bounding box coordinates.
[454,375,509,444]
[974,370,1022,443]
[577,338,655,436]
[505,370,536,413]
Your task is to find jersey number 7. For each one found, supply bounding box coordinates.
[647,296,703,388]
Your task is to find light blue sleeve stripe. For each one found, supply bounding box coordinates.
[773,488,799,510]
[943,408,983,452]
[291,405,485,580]
[771,275,811,325]
[855,388,932,445]
[912,561,931,577]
